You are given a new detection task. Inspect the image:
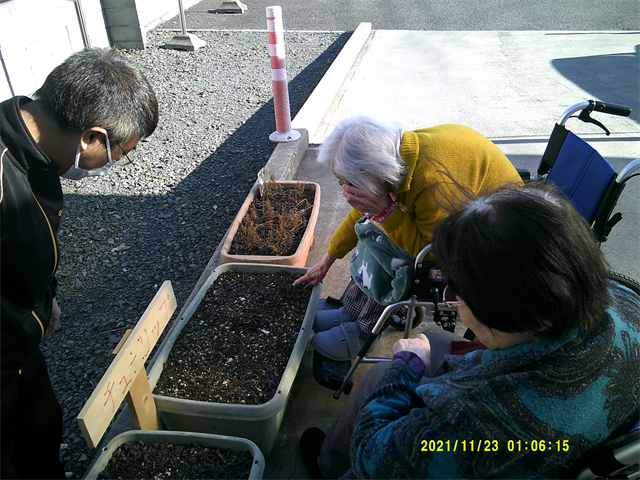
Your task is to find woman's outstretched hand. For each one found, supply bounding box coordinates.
[293,253,336,286]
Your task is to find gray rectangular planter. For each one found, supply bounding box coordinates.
[147,263,321,456]
[84,430,265,479]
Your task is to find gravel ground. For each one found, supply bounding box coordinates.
[39,28,350,478]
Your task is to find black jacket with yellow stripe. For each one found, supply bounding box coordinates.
[1,96,63,379]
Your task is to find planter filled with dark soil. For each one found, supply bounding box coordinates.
[148,263,321,455]
[85,431,264,479]
[220,180,321,266]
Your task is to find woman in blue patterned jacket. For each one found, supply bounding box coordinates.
[300,183,640,479]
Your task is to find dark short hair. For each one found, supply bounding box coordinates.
[432,182,609,339]
[34,48,158,144]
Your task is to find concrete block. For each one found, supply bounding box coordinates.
[263,129,310,181]
[0,77,13,100]
[114,41,145,49]
[26,30,78,81]
[108,26,145,47]
[82,2,111,48]
[1,47,38,98]
[209,0,248,14]
[30,1,80,34]
[2,0,73,44]
[161,33,207,52]
[101,0,136,9]
[65,23,86,52]
[103,7,140,28]
[0,22,22,52]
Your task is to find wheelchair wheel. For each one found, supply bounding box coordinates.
[608,271,640,295]
[387,306,425,331]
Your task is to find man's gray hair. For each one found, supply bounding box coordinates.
[318,114,405,197]
[34,48,158,145]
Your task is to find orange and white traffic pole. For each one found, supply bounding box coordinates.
[266,6,300,143]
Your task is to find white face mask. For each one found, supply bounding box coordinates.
[61,134,114,180]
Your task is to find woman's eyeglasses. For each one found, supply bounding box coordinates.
[443,285,465,308]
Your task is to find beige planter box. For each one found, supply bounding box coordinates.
[84,431,265,479]
[220,181,321,267]
[147,263,322,456]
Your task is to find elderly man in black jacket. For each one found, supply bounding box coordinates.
[0,48,158,479]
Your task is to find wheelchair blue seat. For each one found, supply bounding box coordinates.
[544,128,616,223]
[538,100,639,243]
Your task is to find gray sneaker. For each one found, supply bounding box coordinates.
[312,322,377,361]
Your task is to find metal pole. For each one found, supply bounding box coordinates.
[178,0,187,35]
[162,0,206,51]
[74,0,90,48]
[0,46,15,97]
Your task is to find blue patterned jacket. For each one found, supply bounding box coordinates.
[348,281,640,478]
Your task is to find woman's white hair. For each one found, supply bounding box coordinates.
[317,113,405,197]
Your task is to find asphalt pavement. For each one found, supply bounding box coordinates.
[161,0,640,31]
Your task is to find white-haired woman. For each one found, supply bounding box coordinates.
[293,114,522,361]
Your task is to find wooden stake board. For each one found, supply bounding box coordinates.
[77,281,177,448]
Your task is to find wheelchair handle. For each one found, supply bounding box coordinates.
[558,100,632,127]
[593,101,631,117]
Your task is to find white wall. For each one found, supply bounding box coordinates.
[0,0,201,102]
[1,0,89,98]
[81,0,111,48]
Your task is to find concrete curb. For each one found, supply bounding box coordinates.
[262,128,309,181]
[292,22,372,143]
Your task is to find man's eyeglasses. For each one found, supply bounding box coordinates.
[116,144,134,165]
[443,285,465,308]
[104,133,134,166]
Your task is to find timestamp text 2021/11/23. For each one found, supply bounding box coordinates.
[420,439,570,453]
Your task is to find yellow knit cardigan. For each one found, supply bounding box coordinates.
[326,124,523,260]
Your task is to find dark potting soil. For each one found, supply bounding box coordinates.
[228,181,315,257]
[154,271,312,404]
[97,441,253,479]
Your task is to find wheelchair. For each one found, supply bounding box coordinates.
[571,273,640,480]
[312,100,640,399]
[572,418,640,479]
